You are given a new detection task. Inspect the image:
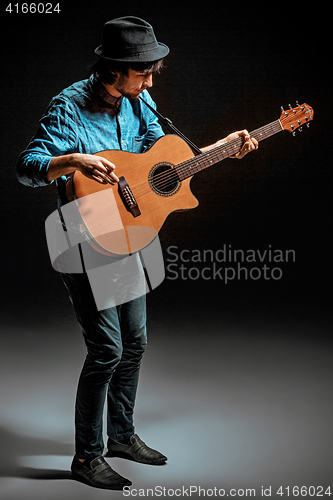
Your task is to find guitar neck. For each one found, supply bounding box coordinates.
[176,119,283,181]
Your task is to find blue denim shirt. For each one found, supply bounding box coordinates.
[16,76,164,188]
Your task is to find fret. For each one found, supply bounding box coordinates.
[176,120,283,181]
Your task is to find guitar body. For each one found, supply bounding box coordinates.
[68,102,314,257]
[71,135,198,256]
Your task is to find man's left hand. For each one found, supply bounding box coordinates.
[225,129,258,159]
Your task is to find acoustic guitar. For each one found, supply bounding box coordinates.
[68,102,314,256]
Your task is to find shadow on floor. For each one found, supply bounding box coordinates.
[0,426,73,481]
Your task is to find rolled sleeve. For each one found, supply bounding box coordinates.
[16,97,78,188]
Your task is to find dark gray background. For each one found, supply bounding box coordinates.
[1,2,331,499]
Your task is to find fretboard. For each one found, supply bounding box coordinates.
[176,119,283,181]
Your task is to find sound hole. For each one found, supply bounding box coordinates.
[149,162,181,197]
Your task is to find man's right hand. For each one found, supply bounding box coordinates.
[73,153,119,185]
[47,153,119,185]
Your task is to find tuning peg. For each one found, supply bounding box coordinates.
[306,123,310,128]
[292,131,296,137]
[288,104,292,109]
[296,101,299,106]
[281,106,284,112]
[298,127,303,132]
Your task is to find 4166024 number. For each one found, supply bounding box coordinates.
[276,486,332,497]
[5,3,61,13]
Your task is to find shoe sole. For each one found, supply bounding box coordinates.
[71,471,132,490]
[105,450,167,465]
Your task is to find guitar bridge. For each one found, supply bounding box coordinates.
[118,176,141,217]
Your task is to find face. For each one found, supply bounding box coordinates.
[113,68,153,100]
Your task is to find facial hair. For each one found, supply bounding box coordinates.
[115,74,145,100]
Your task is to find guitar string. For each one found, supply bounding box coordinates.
[143,122,281,196]
[149,121,280,191]
[129,110,304,197]
[129,121,282,200]
[122,107,310,203]
[131,120,282,196]
[110,109,306,207]
[130,124,280,200]
[129,127,262,197]
[130,142,237,198]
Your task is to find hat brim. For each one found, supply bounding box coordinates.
[94,42,169,62]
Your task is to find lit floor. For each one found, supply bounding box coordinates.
[0,313,332,500]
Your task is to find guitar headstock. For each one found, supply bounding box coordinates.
[279,102,314,134]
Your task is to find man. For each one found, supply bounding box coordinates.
[16,16,258,490]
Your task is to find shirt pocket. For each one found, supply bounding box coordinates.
[132,134,147,153]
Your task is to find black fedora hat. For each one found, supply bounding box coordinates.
[94,16,169,62]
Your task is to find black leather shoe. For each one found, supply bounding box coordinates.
[105,434,167,465]
[71,455,132,490]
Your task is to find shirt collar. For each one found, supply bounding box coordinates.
[92,76,123,110]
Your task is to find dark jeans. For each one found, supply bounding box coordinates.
[61,271,147,461]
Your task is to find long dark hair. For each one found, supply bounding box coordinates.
[90,58,164,85]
